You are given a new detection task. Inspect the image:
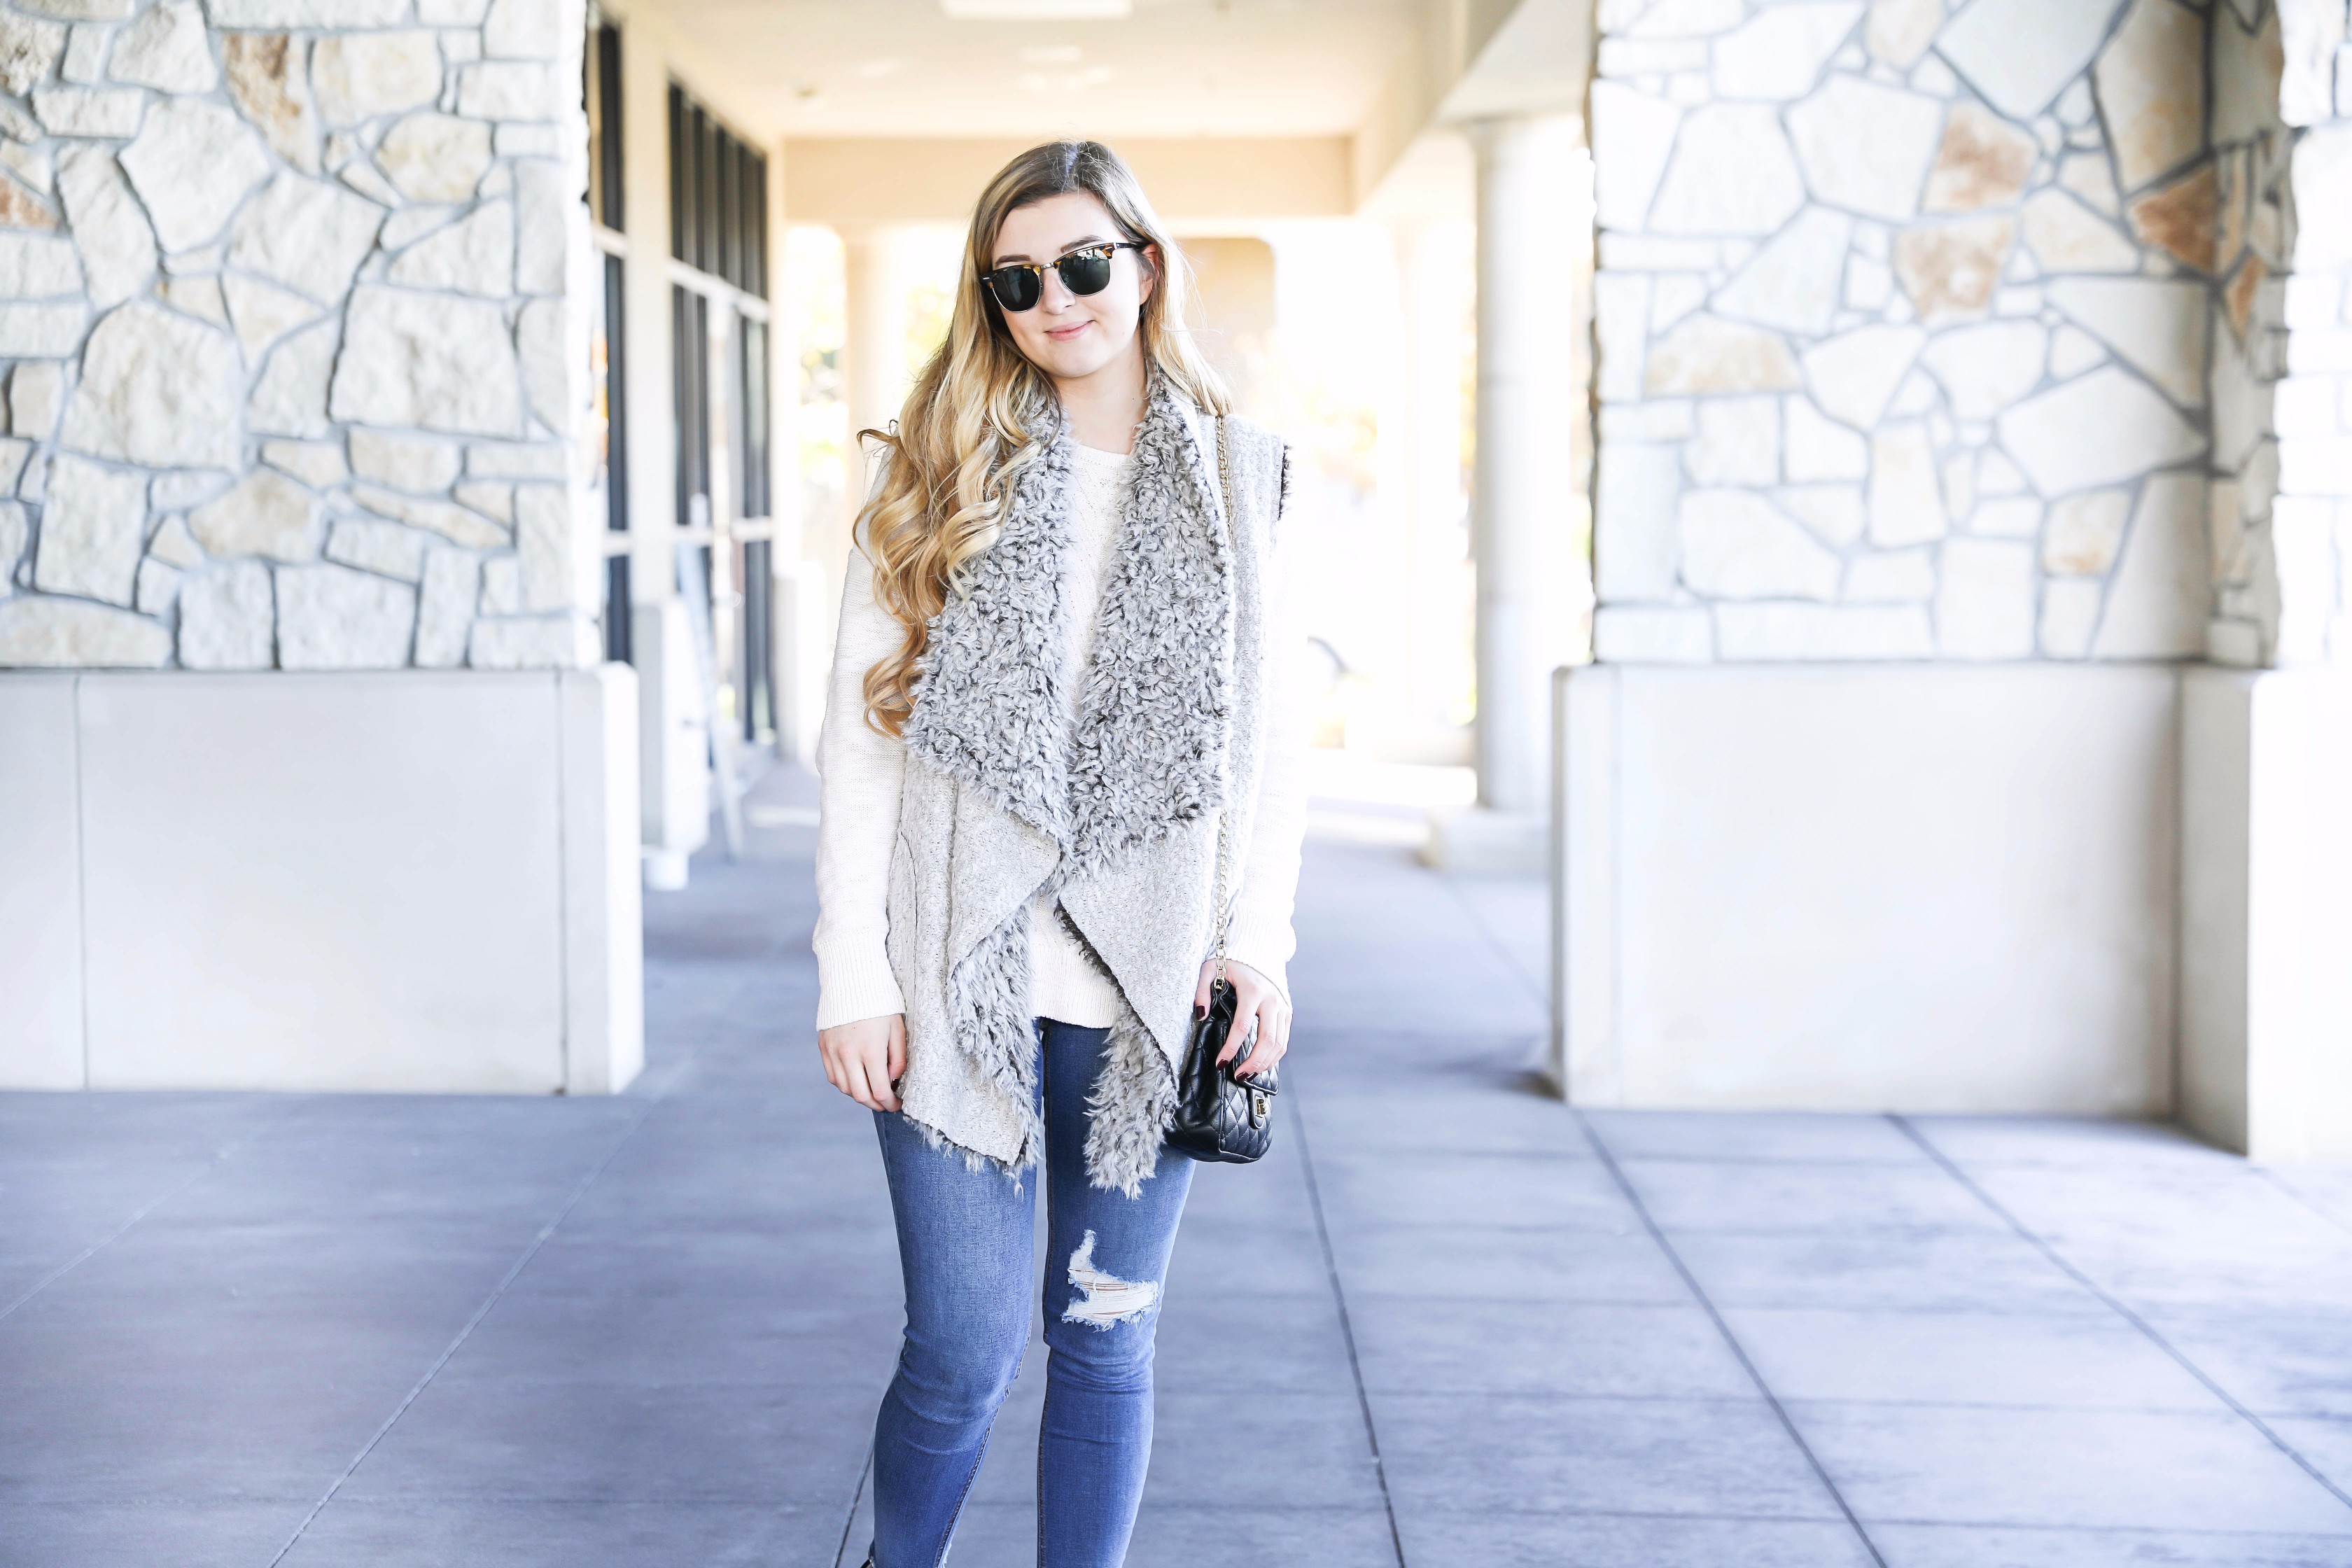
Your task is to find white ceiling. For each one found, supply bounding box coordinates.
[655,0,1425,140]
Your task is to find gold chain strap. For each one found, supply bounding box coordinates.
[1212,414,1233,989]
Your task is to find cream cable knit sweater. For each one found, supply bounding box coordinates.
[812,441,1310,1032]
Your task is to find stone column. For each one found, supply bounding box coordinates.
[2180,0,2352,1163]
[2267,3,2352,670]
[1432,115,1581,868]
[1561,0,2233,1115]
[0,0,643,1090]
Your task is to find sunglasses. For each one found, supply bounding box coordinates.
[978,241,1144,313]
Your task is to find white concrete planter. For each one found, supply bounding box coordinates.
[0,665,642,1094]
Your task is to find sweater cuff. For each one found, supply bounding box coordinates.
[1222,924,1294,1005]
[816,946,907,1032]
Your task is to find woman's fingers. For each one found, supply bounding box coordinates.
[818,1016,906,1112]
[836,1050,876,1110]
[867,1028,902,1112]
[1213,974,1253,1065]
[1211,961,1289,1075]
[846,1046,898,1112]
[1203,958,1241,1063]
[1250,1001,1288,1072]
[1232,996,1289,1078]
[1236,962,1289,1079]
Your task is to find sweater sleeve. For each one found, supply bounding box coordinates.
[1222,489,1310,1002]
[811,538,911,1030]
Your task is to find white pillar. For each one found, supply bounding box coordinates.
[1469,114,1580,817]
[1428,115,1580,872]
[1385,220,1475,748]
[841,225,913,526]
[765,148,824,766]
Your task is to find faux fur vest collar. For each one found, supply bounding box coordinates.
[902,378,1238,875]
[887,381,1259,1196]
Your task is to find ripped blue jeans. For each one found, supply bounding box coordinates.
[867,1018,1195,1568]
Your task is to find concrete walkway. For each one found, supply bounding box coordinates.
[4,782,2352,1567]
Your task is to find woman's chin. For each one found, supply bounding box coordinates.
[1032,346,1115,382]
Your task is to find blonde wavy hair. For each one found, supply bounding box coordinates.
[855,139,1231,736]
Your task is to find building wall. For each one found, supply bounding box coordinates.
[0,0,601,672]
[1590,0,2222,664]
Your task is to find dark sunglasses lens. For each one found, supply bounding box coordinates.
[988,267,1040,312]
[1057,249,1113,296]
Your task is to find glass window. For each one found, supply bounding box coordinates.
[671,284,708,529]
[587,24,622,230]
[601,253,628,531]
[666,84,687,262]
[739,316,768,521]
[738,538,772,743]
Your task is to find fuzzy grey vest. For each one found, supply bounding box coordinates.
[887,384,1288,1195]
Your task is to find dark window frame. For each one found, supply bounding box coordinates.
[666,81,769,298]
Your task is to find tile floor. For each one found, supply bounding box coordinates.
[3,772,2350,1567]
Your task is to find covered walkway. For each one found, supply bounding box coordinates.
[4,780,2351,1567]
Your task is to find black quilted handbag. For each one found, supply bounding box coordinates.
[1166,415,1278,1166]
[1167,967,1278,1163]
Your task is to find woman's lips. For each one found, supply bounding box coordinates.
[1046,319,1091,341]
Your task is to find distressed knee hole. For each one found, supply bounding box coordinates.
[1060,1230,1156,1329]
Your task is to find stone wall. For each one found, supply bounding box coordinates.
[1590,0,2232,664]
[0,0,596,671]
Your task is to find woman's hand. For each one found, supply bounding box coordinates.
[1194,959,1290,1080]
[819,1013,907,1112]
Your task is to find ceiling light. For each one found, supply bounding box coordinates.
[939,0,1131,18]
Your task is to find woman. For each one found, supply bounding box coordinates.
[811,139,1308,1568]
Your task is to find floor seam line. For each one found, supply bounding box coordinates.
[1887,1114,2352,1516]
[1574,1110,1891,1568]
[265,1103,660,1564]
[266,1080,692,1565]
[830,1449,872,1568]
[2255,1166,2352,1241]
[1289,1087,1410,1568]
[1433,870,1548,1015]
[0,1098,309,1327]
